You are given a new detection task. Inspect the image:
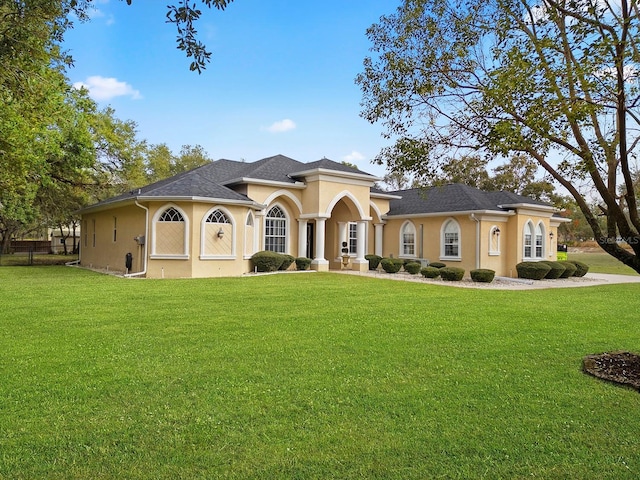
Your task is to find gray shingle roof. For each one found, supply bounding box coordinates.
[386,184,552,216]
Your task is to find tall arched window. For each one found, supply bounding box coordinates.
[523,221,534,259]
[401,221,416,257]
[441,219,461,260]
[535,222,545,258]
[244,212,255,257]
[152,204,189,258]
[265,205,287,253]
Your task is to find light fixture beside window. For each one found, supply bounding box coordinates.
[549,232,554,239]
[493,227,500,236]
[217,228,224,238]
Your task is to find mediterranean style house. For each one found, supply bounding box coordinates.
[78,154,566,278]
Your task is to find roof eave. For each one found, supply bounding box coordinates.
[290,167,380,182]
[222,177,307,189]
[383,209,517,219]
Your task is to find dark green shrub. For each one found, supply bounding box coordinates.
[470,269,495,283]
[280,254,295,270]
[365,254,382,270]
[558,261,577,278]
[295,257,311,271]
[420,266,441,278]
[516,261,551,280]
[380,258,403,273]
[251,251,285,272]
[540,261,566,279]
[404,262,421,275]
[567,260,589,277]
[429,262,446,269]
[440,267,465,281]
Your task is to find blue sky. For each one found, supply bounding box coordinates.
[64,0,400,178]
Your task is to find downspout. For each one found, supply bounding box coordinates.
[125,201,148,278]
[470,213,480,270]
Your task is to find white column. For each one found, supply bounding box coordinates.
[355,221,367,263]
[374,223,384,257]
[311,218,329,271]
[297,219,308,258]
[255,210,265,251]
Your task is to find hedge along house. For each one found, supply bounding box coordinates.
[78,154,566,279]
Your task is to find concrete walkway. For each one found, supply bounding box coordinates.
[333,269,640,290]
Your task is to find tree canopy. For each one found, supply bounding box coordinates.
[357,0,640,272]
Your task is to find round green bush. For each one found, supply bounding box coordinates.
[429,262,446,269]
[365,254,382,270]
[420,266,441,278]
[540,261,566,279]
[280,254,295,270]
[470,269,495,283]
[251,251,285,272]
[380,258,404,273]
[558,261,577,278]
[516,261,551,280]
[440,267,465,281]
[567,260,589,277]
[295,257,311,271]
[404,261,422,275]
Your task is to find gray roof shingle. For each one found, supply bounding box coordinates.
[386,184,551,216]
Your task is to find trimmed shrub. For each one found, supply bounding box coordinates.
[404,261,422,275]
[295,257,311,271]
[568,260,589,277]
[516,261,551,280]
[429,262,446,269]
[364,254,382,270]
[420,266,441,278]
[558,261,577,278]
[470,269,495,283]
[440,267,465,281]
[251,251,285,272]
[380,258,404,273]
[280,254,295,270]
[540,261,566,279]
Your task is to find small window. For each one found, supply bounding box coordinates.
[159,207,184,222]
[113,217,117,243]
[441,219,460,259]
[524,222,534,259]
[401,221,416,257]
[348,222,358,255]
[92,219,96,248]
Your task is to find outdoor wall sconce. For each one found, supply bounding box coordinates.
[217,228,224,238]
[549,232,554,239]
[493,227,500,236]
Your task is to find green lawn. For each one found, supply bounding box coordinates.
[568,251,640,276]
[1,267,640,479]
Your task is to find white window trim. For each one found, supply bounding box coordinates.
[534,221,545,259]
[199,206,236,260]
[399,220,417,258]
[150,203,190,259]
[522,220,534,261]
[263,203,289,254]
[489,225,501,256]
[440,218,462,261]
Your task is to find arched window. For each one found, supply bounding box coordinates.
[441,219,461,260]
[489,225,501,255]
[401,221,416,257]
[265,205,287,253]
[200,207,235,259]
[535,222,545,258]
[523,221,534,259]
[152,205,189,258]
[244,212,256,258]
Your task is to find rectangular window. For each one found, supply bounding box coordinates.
[403,232,415,256]
[348,223,357,254]
[535,234,543,257]
[83,220,88,247]
[92,219,96,248]
[444,232,458,257]
[113,217,117,243]
[524,234,532,258]
[265,218,286,253]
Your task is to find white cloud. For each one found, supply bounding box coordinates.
[264,119,297,133]
[342,151,366,162]
[73,76,142,101]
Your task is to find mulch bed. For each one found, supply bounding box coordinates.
[583,351,640,391]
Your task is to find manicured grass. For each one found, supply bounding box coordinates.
[1,267,640,479]
[569,251,640,275]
